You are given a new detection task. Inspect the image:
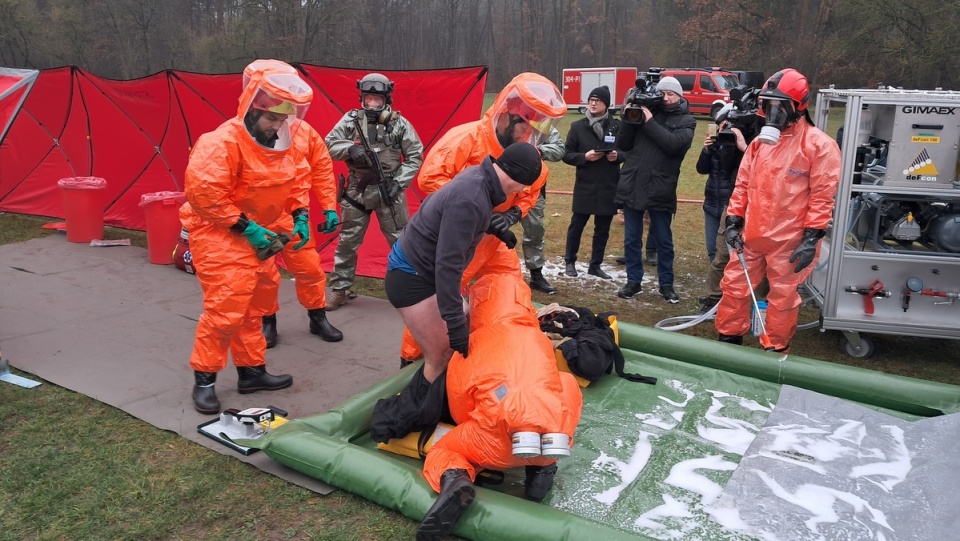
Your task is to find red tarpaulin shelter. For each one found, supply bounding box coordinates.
[0,64,488,277]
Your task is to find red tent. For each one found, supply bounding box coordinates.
[0,64,488,277]
[0,67,38,146]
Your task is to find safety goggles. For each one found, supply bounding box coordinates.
[359,80,390,94]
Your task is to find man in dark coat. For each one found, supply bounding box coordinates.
[614,76,696,303]
[561,85,624,280]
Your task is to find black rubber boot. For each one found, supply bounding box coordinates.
[261,314,278,349]
[308,308,343,342]
[718,333,744,345]
[524,463,558,501]
[192,371,220,414]
[417,469,475,541]
[528,268,557,295]
[236,365,292,394]
[564,262,578,277]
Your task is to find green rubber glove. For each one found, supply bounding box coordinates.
[322,209,340,234]
[241,221,278,250]
[292,213,310,250]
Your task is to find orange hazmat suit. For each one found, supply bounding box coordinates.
[715,118,840,350]
[181,71,313,373]
[400,72,566,362]
[422,271,583,492]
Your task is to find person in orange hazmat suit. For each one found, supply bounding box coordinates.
[234,60,343,348]
[180,67,314,414]
[715,68,841,352]
[416,271,583,541]
[398,72,566,368]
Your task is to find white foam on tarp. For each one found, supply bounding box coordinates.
[721,385,960,541]
[752,469,894,540]
[592,430,656,505]
[849,425,910,492]
[664,455,739,505]
[696,393,764,455]
[634,494,693,530]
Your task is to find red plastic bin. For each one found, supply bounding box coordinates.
[139,191,187,265]
[58,177,107,243]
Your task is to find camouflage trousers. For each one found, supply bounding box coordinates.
[520,192,546,270]
[328,188,409,291]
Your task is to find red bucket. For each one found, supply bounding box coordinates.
[58,177,107,243]
[140,191,187,265]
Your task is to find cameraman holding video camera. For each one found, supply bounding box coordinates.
[614,73,696,303]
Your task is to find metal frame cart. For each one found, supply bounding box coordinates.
[806,88,960,357]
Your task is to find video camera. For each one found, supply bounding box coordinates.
[622,67,664,125]
[716,85,762,146]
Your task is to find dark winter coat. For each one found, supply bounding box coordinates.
[614,100,696,213]
[561,114,624,216]
[696,143,744,219]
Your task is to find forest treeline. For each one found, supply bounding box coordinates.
[2,0,959,91]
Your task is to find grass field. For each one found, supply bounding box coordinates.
[1,96,957,540]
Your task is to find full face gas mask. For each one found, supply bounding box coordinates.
[756,98,797,145]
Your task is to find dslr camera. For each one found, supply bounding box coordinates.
[716,85,762,146]
[622,67,664,125]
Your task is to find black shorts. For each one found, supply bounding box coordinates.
[385,269,435,308]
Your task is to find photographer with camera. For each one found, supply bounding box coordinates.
[614,75,696,303]
[696,96,764,314]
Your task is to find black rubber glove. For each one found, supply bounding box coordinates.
[487,213,509,236]
[501,206,522,227]
[789,228,826,273]
[486,213,517,249]
[447,323,469,358]
[723,215,745,251]
[495,229,517,249]
[347,144,373,168]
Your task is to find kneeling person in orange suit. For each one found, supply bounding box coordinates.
[416,271,583,540]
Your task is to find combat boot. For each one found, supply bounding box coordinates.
[192,371,220,414]
[236,365,292,394]
[261,314,278,349]
[308,308,343,342]
[524,463,558,501]
[417,469,475,541]
[528,267,557,295]
[326,289,349,311]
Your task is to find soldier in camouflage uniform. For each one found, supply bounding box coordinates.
[520,127,564,294]
[324,73,424,309]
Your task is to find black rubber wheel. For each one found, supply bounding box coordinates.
[577,106,587,114]
[840,334,876,359]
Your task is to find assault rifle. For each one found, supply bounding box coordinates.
[350,115,401,228]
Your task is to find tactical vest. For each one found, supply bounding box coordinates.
[348,112,404,183]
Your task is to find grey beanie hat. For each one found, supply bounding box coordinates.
[656,76,683,97]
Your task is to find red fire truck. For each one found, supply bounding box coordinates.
[561,67,638,114]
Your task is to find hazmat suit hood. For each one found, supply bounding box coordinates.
[237,70,313,152]
[479,72,566,157]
